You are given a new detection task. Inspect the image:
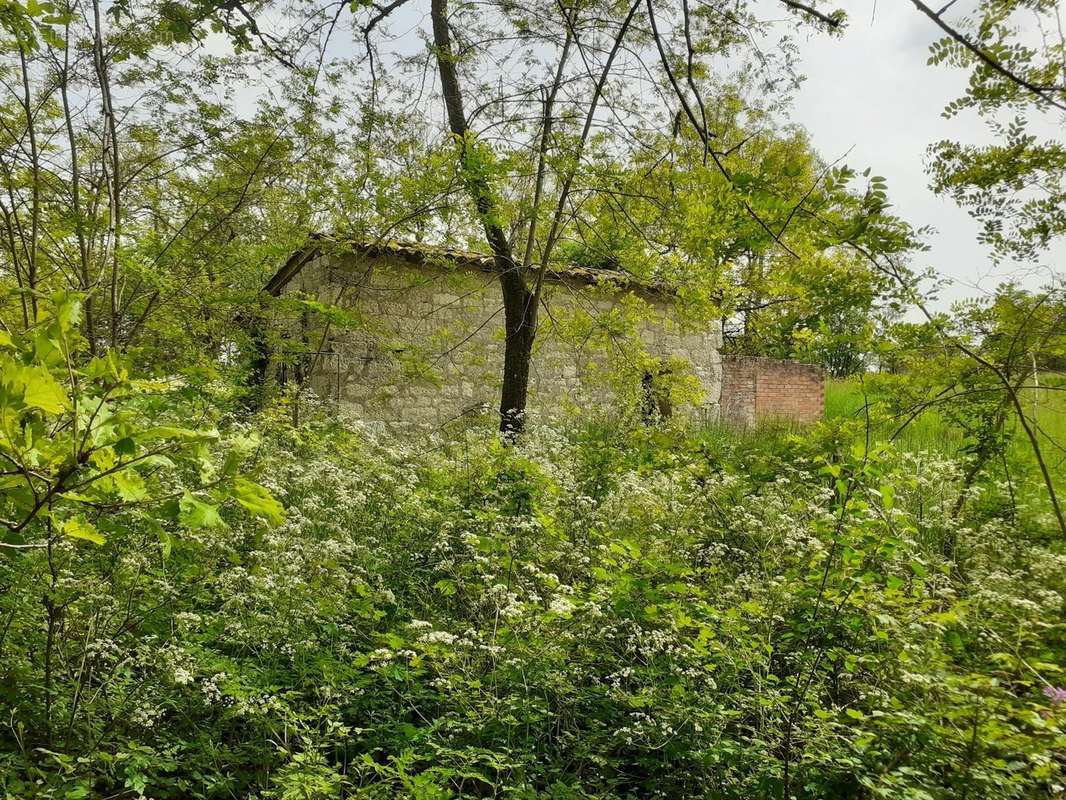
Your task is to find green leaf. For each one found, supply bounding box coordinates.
[59,516,105,545]
[0,471,29,490]
[179,492,224,529]
[113,469,147,502]
[21,366,69,414]
[90,447,116,471]
[159,530,173,559]
[221,449,241,478]
[232,478,285,525]
[140,426,217,442]
[87,350,126,381]
[139,454,176,470]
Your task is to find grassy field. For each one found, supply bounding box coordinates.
[825,374,1066,497]
[824,378,966,452]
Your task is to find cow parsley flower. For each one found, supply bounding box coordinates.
[419,630,457,645]
[549,596,576,616]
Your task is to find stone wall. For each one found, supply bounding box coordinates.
[277,252,723,429]
[720,356,825,426]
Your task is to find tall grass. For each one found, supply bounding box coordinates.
[824,378,966,453]
[825,374,1066,497]
[1017,372,1066,492]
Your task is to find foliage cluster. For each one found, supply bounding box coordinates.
[2,405,1064,798]
[868,283,1066,536]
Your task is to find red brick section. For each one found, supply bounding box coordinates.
[720,356,824,425]
[719,357,758,427]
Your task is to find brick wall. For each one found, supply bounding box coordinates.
[719,357,758,427]
[720,356,824,426]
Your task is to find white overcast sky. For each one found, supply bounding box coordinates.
[785,0,1064,307]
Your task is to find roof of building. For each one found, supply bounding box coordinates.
[265,235,668,297]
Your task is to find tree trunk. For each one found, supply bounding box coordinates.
[499,276,535,436]
[242,308,272,411]
[429,0,534,436]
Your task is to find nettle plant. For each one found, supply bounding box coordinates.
[0,292,284,551]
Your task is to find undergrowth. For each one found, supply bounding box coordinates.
[1,408,1064,798]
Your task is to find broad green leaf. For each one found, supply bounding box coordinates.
[222,433,260,476]
[229,432,261,454]
[0,474,29,490]
[84,350,127,382]
[179,492,224,529]
[60,516,105,545]
[21,366,69,414]
[232,478,285,526]
[58,490,94,502]
[194,442,215,482]
[139,454,176,470]
[221,448,241,478]
[90,447,117,471]
[50,291,81,331]
[140,426,217,442]
[159,530,173,559]
[113,469,147,502]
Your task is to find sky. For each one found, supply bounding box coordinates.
[785,0,1065,307]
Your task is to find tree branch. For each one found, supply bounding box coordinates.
[908,0,1066,112]
[779,0,843,30]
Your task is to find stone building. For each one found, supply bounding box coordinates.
[264,238,823,428]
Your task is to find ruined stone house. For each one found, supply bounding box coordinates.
[264,238,824,428]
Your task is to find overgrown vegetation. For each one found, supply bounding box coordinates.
[827,374,1066,494]
[2,406,1065,798]
[1,0,1065,794]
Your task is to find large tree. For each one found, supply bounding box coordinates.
[364,0,901,433]
[35,0,914,435]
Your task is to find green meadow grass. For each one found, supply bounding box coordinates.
[1021,375,1066,489]
[824,378,965,453]
[825,374,1066,496]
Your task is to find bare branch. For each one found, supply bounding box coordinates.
[779,0,843,30]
